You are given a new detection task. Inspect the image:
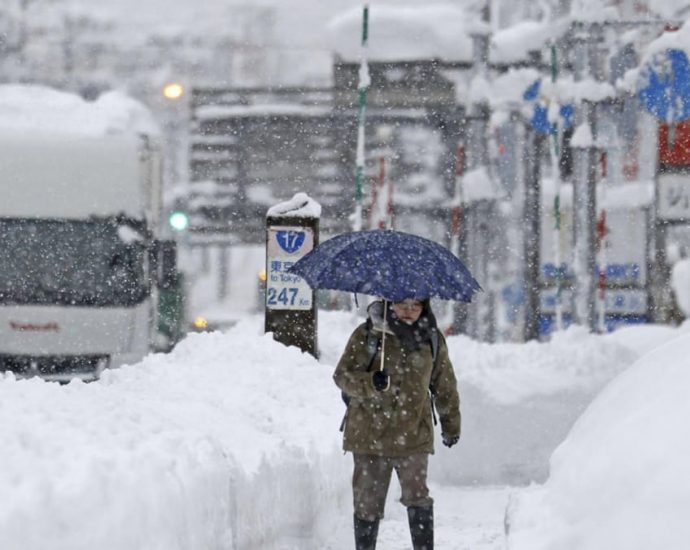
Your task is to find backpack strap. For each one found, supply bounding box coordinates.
[365,324,381,372]
[428,329,441,425]
[428,329,440,392]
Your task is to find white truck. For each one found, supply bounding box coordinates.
[0,85,178,381]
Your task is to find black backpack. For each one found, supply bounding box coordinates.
[339,322,442,431]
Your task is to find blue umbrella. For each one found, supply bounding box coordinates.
[288,229,481,303]
[638,48,690,123]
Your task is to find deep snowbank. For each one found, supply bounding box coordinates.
[0,318,348,550]
[1,312,687,549]
[506,332,690,550]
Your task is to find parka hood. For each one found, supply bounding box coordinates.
[366,300,395,335]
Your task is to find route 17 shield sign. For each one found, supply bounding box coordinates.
[266,226,314,310]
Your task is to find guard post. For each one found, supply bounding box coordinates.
[265,193,320,357]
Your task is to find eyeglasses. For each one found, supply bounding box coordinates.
[393,300,423,312]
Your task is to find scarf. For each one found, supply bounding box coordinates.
[381,300,438,352]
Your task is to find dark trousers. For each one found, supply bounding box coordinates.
[352,453,433,522]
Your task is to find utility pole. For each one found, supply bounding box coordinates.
[350,4,370,232]
[571,100,599,331]
[523,124,543,341]
[571,23,604,331]
[466,26,494,341]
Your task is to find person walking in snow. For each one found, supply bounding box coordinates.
[334,298,461,550]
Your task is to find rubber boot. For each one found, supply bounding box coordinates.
[354,514,379,550]
[407,505,433,550]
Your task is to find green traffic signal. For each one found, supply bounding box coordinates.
[169,211,189,231]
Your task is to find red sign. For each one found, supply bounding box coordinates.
[658,121,690,168]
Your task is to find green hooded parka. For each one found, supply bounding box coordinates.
[333,304,461,457]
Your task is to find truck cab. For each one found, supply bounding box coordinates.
[0,86,176,381]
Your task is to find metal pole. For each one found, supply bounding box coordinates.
[218,244,229,300]
[571,22,604,332]
[351,4,370,232]
[596,207,608,332]
[549,42,565,331]
[572,101,598,331]
[444,146,465,335]
[523,126,543,341]
[449,146,465,258]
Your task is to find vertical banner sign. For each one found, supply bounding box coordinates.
[266,226,314,310]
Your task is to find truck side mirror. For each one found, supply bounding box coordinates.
[154,240,179,289]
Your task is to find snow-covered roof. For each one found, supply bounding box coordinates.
[471,67,542,110]
[0,85,159,137]
[543,76,616,104]
[490,20,567,65]
[326,5,474,63]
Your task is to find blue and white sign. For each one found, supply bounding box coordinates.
[523,79,574,136]
[638,48,690,123]
[540,288,647,316]
[267,226,314,310]
[541,206,648,285]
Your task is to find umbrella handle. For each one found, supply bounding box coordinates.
[380,299,387,372]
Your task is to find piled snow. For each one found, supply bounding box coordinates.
[507,332,690,549]
[604,322,684,356]
[0,317,349,550]
[326,4,473,62]
[2,312,688,548]
[0,85,159,137]
[555,77,616,104]
[487,68,542,109]
[436,326,640,484]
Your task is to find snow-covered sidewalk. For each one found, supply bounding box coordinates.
[254,485,511,550]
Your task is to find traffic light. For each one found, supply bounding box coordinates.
[169,210,189,231]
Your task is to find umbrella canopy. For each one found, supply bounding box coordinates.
[638,48,690,123]
[288,229,481,303]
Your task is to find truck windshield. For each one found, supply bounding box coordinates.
[0,218,149,307]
